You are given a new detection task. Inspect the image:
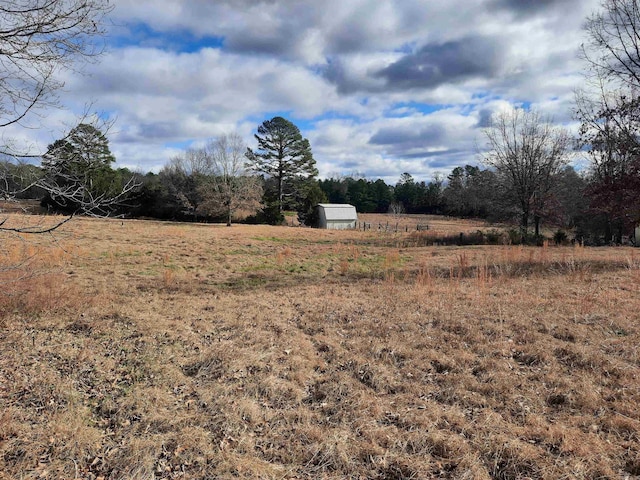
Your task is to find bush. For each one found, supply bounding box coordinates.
[553,230,568,245]
[507,229,546,246]
[485,229,505,244]
[244,202,285,225]
[403,230,510,247]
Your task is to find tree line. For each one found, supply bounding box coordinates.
[0,115,591,242]
[0,107,630,245]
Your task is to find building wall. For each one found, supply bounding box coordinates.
[318,207,328,228]
[326,220,357,230]
[317,204,357,229]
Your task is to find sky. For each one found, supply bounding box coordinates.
[7,0,603,184]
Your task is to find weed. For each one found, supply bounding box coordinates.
[162,268,176,288]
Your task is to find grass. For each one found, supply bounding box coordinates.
[1,214,639,479]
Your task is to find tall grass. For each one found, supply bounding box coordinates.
[0,234,83,316]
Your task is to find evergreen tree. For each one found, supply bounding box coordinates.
[245,117,317,212]
[41,123,133,215]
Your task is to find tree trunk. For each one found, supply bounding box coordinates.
[604,220,612,244]
[534,215,541,237]
[521,209,529,236]
[615,223,623,244]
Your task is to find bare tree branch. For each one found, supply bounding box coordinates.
[0,0,112,129]
[0,213,73,233]
[198,134,263,226]
[482,109,571,235]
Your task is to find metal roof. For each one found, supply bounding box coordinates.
[317,204,358,221]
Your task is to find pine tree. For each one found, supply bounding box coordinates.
[245,117,317,212]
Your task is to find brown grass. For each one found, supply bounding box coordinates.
[1,214,639,479]
[359,213,491,234]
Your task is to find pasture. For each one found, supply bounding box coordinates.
[1,214,639,479]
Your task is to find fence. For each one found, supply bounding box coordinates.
[357,221,429,233]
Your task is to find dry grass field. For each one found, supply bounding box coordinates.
[358,213,493,234]
[1,214,639,479]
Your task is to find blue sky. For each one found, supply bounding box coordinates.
[5,0,602,184]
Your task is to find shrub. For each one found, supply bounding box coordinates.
[507,229,546,246]
[244,202,285,225]
[403,229,510,247]
[553,229,568,245]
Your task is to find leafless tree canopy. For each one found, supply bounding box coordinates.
[160,134,263,225]
[198,134,263,226]
[482,109,571,234]
[575,83,640,174]
[579,0,640,158]
[0,3,145,234]
[0,0,113,130]
[388,201,405,217]
[576,0,640,241]
[582,0,640,87]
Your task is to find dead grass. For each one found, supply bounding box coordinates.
[1,214,639,479]
[359,213,491,234]
[0,220,86,317]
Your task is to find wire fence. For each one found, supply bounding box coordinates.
[357,221,429,233]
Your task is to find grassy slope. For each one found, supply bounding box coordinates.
[1,215,639,479]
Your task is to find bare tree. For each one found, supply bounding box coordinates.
[388,201,405,217]
[482,109,571,236]
[580,0,640,156]
[0,1,133,234]
[575,82,640,242]
[169,147,211,178]
[159,148,211,220]
[582,0,640,88]
[198,134,263,226]
[575,0,640,242]
[0,0,112,130]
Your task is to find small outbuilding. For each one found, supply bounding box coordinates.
[316,203,358,230]
[635,224,640,246]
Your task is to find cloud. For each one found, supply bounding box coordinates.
[370,124,447,148]
[490,0,586,17]
[304,107,488,183]
[476,109,494,128]
[5,0,604,182]
[321,55,392,94]
[376,36,505,91]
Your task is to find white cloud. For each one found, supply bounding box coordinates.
[3,0,605,182]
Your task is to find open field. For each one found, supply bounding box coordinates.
[358,213,494,234]
[1,214,639,479]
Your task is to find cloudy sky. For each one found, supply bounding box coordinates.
[11,0,603,184]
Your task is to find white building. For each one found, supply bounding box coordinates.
[316,204,358,230]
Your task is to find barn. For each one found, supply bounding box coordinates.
[316,203,358,230]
